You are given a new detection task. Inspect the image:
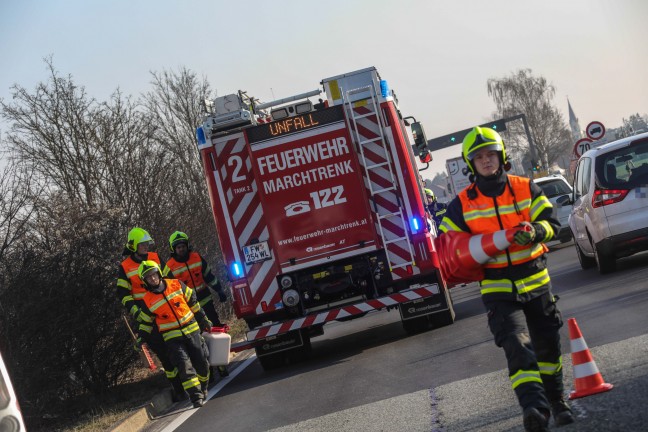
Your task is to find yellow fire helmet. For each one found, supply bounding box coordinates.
[169,231,190,252]
[138,260,162,281]
[462,126,507,174]
[126,227,153,253]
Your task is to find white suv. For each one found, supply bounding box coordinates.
[533,174,573,243]
[563,132,648,273]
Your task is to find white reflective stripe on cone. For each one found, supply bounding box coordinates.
[469,235,490,264]
[492,230,511,250]
[570,337,588,352]
[573,361,600,379]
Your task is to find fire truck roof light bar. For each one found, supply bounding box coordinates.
[255,89,322,110]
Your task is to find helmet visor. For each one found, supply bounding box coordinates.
[465,143,503,162]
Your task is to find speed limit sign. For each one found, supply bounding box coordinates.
[573,138,593,158]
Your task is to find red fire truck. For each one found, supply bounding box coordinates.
[196,67,455,369]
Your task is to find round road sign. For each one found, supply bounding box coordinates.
[586,121,606,141]
[574,138,593,158]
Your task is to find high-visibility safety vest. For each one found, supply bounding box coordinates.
[141,279,201,341]
[456,176,551,296]
[120,252,161,300]
[165,252,208,292]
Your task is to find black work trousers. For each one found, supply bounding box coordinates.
[141,327,186,397]
[484,291,564,411]
[166,331,210,403]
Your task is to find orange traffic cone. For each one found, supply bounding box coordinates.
[453,227,521,267]
[433,227,524,284]
[568,318,613,399]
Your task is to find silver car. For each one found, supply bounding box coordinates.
[563,132,648,273]
[0,352,25,432]
[533,174,573,243]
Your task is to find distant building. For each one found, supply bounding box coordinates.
[568,98,583,143]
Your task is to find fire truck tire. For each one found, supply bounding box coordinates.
[429,307,455,329]
[429,287,456,328]
[255,330,312,371]
[288,332,312,362]
[402,316,431,335]
[257,351,287,371]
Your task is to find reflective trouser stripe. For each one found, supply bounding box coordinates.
[538,356,562,375]
[182,376,200,390]
[510,369,543,389]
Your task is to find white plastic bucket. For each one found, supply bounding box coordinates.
[203,329,231,366]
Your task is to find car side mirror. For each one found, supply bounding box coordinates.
[556,194,572,207]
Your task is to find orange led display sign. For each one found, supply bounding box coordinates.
[269,114,319,136]
[247,105,345,144]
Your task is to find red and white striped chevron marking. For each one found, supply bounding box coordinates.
[350,103,417,279]
[212,133,281,315]
[245,285,440,342]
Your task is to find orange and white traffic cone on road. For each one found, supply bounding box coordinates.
[568,317,613,399]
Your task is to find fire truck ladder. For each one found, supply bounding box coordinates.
[344,86,415,273]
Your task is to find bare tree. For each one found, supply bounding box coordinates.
[142,68,225,276]
[0,162,40,265]
[487,69,572,170]
[0,58,177,226]
[0,61,236,430]
[617,113,648,138]
[142,68,211,201]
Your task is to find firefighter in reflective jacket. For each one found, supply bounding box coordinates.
[139,260,212,408]
[163,231,228,326]
[116,228,184,400]
[438,127,573,431]
[424,188,447,229]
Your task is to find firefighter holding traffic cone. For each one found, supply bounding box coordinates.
[438,127,573,431]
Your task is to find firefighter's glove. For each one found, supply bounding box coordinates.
[513,221,536,246]
[133,336,143,352]
[200,319,213,333]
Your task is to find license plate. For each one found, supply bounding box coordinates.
[243,241,271,264]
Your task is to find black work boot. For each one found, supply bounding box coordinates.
[192,397,204,408]
[523,407,550,432]
[171,389,188,403]
[551,399,575,426]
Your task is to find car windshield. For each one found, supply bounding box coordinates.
[537,179,571,197]
[595,138,648,189]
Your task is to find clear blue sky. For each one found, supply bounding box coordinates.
[1,0,647,177]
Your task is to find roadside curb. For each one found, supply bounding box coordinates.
[110,348,253,432]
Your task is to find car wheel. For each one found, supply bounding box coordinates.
[575,242,595,269]
[592,240,616,274]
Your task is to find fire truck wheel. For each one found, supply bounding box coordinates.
[429,288,456,329]
[256,350,287,371]
[429,308,455,329]
[402,316,431,335]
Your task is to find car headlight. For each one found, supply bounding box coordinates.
[282,289,300,307]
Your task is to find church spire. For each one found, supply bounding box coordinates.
[567,97,582,142]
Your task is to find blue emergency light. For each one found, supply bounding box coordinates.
[196,126,206,146]
[410,217,420,233]
[231,262,243,278]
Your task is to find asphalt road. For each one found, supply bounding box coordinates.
[145,242,648,432]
